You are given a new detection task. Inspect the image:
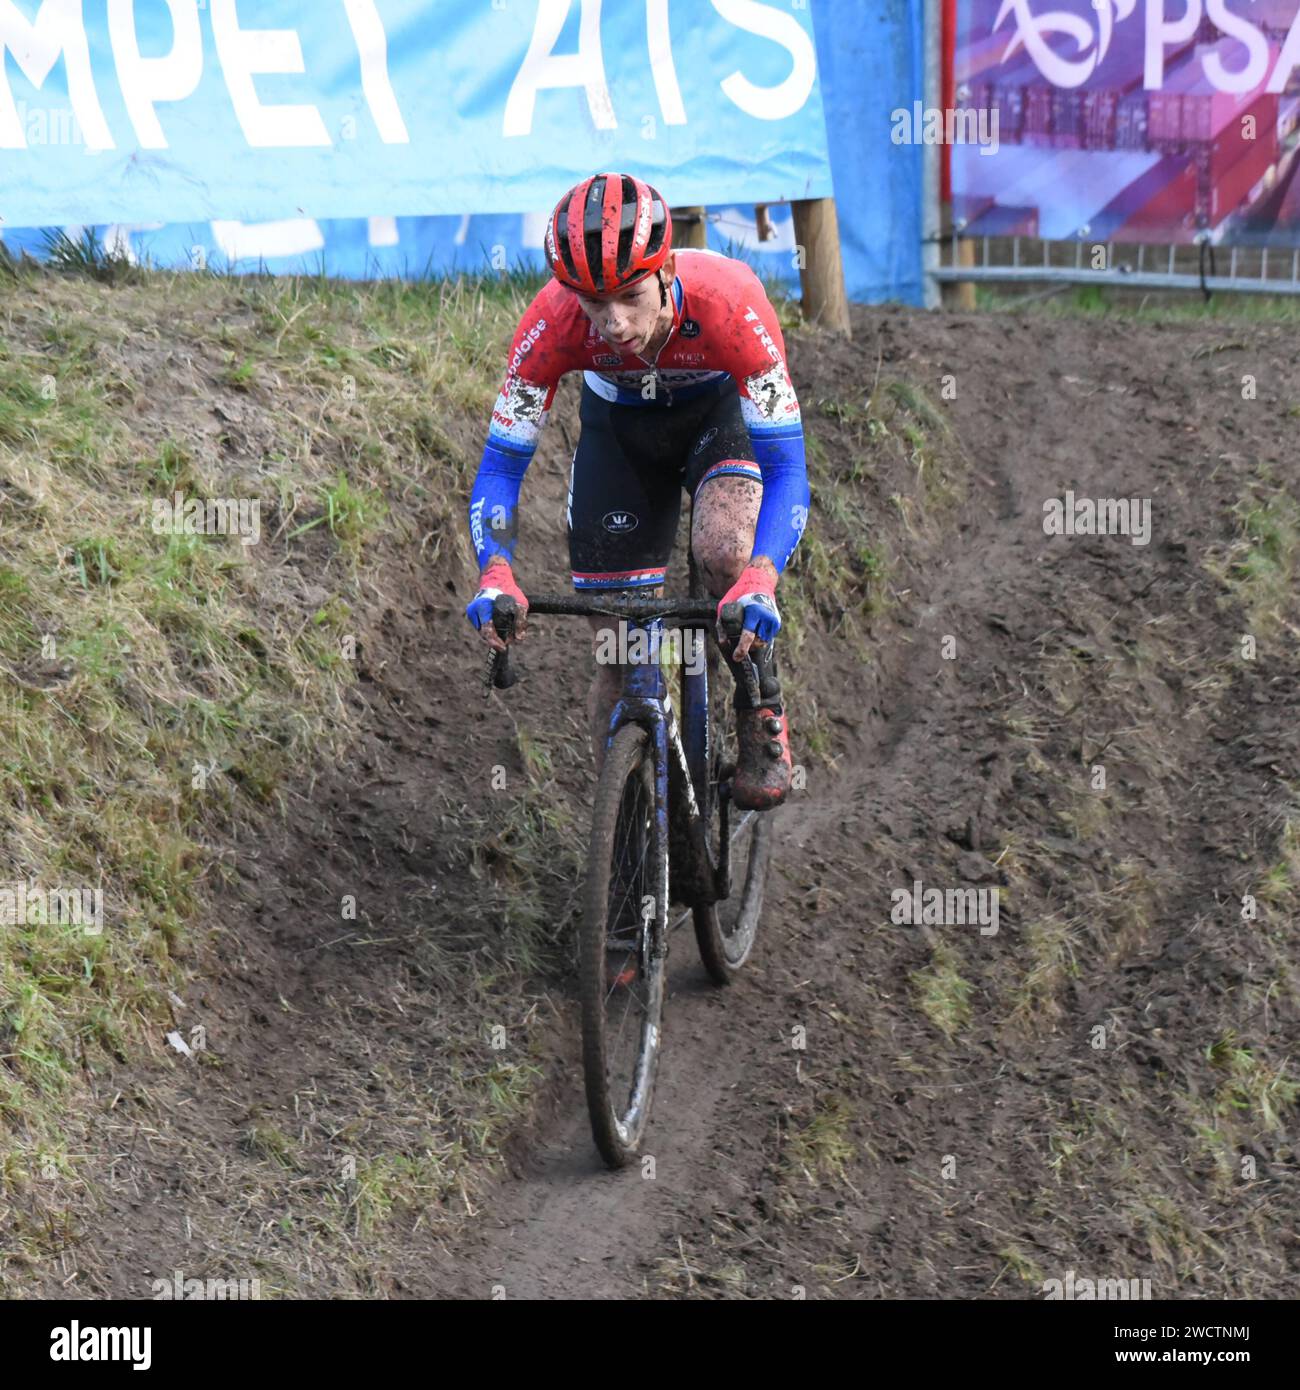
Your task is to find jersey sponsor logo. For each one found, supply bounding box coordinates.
[679,317,701,338]
[470,497,487,552]
[597,367,725,390]
[508,319,547,378]
[593,353,622,366]
[694,427,719,456]
[672,351,706,365]
[743,306,782,365]
[602,510,639,533]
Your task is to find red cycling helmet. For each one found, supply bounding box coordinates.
[545,172,672,296]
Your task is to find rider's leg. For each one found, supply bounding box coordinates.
[586,584,664,776]
[691,471,762,601]
[691,466,792,810]
[567,385,681,778]
[691,468,783,703]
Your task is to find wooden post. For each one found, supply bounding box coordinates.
[672,206,708,250]
[792,198,851,337]
[955,234,976,310]
[940,203,976,310]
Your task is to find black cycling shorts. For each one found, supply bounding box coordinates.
[566,377,762,590]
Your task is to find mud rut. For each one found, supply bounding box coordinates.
[42,305,1299,1299]
[434,379,1046,1299]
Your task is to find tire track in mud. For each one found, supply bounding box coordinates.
[436,958,755,1299]
[435,508,1003,1299]
[438,307,1300,1299]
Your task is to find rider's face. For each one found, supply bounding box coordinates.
[574,257,673,357]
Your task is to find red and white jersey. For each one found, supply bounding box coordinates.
[487,248,802,454]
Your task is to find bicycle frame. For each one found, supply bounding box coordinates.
[488,592,747,912]
[600,616,716,943]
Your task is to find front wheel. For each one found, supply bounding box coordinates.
[579,722,666,1168]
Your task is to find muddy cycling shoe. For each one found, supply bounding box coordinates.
[732,704,792,811]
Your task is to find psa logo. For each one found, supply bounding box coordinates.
[679,318,701,339]
[602,511,639,533]
[594,353,622,366]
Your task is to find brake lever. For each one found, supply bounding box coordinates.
[484,595,519,697]
[717,600,762,707]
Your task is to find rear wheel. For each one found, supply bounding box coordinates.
[688,565,774,986]
[579,722,665,1167]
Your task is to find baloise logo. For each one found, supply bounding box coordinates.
[603,511,639,533]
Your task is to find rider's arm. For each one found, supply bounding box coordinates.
[729,297,811,577]
[467,297,564,572]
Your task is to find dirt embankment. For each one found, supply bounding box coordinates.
[14,294,1299,1299]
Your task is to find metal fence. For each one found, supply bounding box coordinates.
[931,233,1300,299]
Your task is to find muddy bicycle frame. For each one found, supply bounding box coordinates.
[489,592,752,916]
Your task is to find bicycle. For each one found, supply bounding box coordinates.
[483,558,775,1168]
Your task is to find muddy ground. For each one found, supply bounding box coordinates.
[21,302,1299,1299]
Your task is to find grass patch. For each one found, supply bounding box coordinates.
[781,1093,856,1187]
[911,941,974,1040]
[0,257,546,1231]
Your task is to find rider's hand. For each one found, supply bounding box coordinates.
[466,559,529,653]
[718,561,780,659]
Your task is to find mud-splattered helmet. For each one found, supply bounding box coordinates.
[544,172,672,295]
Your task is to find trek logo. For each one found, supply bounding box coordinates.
[602,511,638,533]
[743,306,781,364]
[694,427,718,455]
[679,317,701,338]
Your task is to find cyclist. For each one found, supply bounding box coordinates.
[465,172,810,811]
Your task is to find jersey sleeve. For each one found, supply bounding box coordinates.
[718,283,810,576]
[467,289,567,572]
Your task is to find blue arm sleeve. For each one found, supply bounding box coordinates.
[748,425,811,575]
[468,435,535,571]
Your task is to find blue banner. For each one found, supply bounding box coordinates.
[0,0,831,228]
[812,0,925,306]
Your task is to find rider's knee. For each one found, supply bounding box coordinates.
[692,536,749,592]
